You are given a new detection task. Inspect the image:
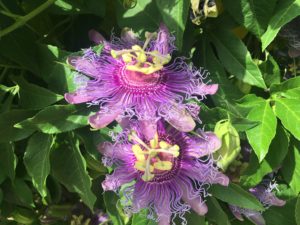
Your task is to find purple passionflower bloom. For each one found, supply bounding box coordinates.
[99,121,229,225]
[230,183,286,225]
[64,24,218,137]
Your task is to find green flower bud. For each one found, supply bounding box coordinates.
[213,119,241,171]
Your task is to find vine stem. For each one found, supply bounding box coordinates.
[0,0,56,38]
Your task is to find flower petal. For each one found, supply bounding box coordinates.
[154,23,173,55]
[121,27,139,44]
[68,56,99,77]
[247,212,266,225]
[161,104,196,132]
[188,131,221,158]
[88,29,106,44]
[139,119,157,140]
[102,167,136,191]
[64,92,95,104]
[89,109,121,129]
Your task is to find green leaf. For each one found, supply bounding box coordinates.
[15,105,91,134]
[281,139,300,194]
[0,143,17,181]
[241,125,289,187]
[132,209,156,225]
[261,0,300,50]
[206,197,231,225]
[223,0,276,38]
[296,196,300,225]
[37,45,75,94]
[246,99,277,162]
[185,212,205,225]
[24,133,54,197]
[13,76,63,110]
[52,0,106,16]
[274,98,300,140]
[104,192,125,225]
[0,29,39,74]
[51,135,96,209]
[155,0,190,50]
[263,198,297,225]
[116,0,161,33]
[208,29,266,89]
[0,109,36,142]
[0,188,3,204]
[210,183,264,211]
[259,53,281,87]
[271,76,300,99]
[198,35,243,108]
[3,178,35,208]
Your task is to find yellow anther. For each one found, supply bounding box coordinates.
[122,53,132,63]
[159,141,170,149]
[110,50,118,58]
[142,173,155,182]
[150,133,159,148]
[132,144,145,161]
[134,161,154,172]
[153,161,173,171]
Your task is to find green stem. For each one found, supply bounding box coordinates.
[0,0,56,38]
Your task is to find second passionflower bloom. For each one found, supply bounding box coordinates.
[64,24,218,136]
[99,121,229,225]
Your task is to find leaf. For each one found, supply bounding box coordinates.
[3,178,35,208]
[210,183,264,211]
[37,45,75,94]
[271,76,300,99]
[198,34,243,107]
[155,0,190,50]
[281,139,300,194]
[246,98,277,161]
[296,196,300,225]
[206,197,231,225]
[15,105,91,134]
[0,29,39,74]
[259,53,281,87]
[104,192,125,225]
[0,143,17,181]
[208,29,266,89]
[223,0,276,38]
[274,98,300,140]
[52,0,106,16]
[24,133,54,197]
[132,209,156,225]
[50,135,96,209]
[261,0,300,50]
[241,125,289,187]
[263,198,297,225]
[0,109,36,142]
[13,76,63,110]
[116,0,161,33]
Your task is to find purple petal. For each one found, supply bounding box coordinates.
[67,56,100,77]
[121,28,139,44]
[153,23,173,55]
[139,119,157,140]
[161,104,196,132]
[193,83,219,96]
[64,92,95,104]
[89,109,121,129]
[247,212,266,225]
[188,131,221,158]
[88,29,106,44]
[102,167,136,191]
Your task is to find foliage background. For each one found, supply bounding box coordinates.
[0,0,300,224]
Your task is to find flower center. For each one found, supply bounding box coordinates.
[129,132,180,182]
[110,32,171,74]
[120,67,162,89]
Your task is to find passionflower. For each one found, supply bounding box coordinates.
[99,121,229,225]
[230,183,286,225]
[64,24,218,137]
